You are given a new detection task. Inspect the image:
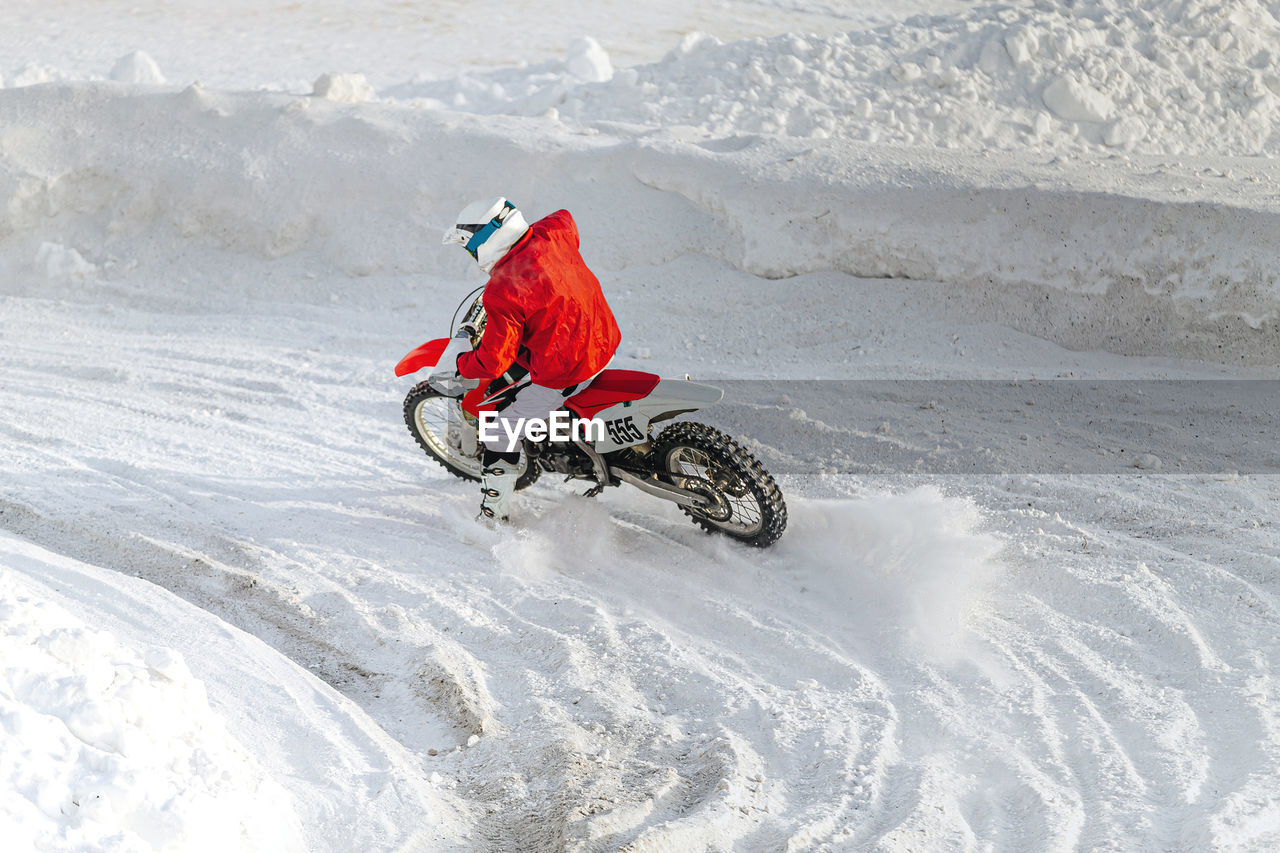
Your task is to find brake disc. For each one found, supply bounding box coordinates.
[714,469,750,497]
[681,477,732,522]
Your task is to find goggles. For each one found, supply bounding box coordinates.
[442,200,517,259]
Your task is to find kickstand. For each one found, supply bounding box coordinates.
[581,483,605,499]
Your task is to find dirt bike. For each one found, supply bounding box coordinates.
[394,290,786,547]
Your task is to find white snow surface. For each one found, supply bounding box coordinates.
[0,532,463,852]
[541,0,1280,155]
[0,537,307,852]
[109,51,166,86]
[3,1,1280,851]
[0,0,955,91]
[17,0,1280,157]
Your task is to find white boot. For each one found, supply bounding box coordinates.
[478,461,519,525]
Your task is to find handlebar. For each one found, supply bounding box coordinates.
[461,296,486,347]
[448,287,487,348]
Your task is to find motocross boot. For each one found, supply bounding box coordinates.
[478,460,519,525]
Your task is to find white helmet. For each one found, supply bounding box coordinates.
[442,197,530,273]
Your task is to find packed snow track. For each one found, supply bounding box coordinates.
[3,266,1279,851]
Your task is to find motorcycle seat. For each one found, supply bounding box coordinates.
[565,370,660,420]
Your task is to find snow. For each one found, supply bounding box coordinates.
[6,80,1280,364]
[0,540,306,851]
[1042,74,1115,124]
[34,243,97,283]
[357,0,1280,156]
[1,531,463,851]
[566,38,614,84]
[109,51,165,86]
[2,0,1280,850]
[312,73,376,104]
[0,0,960,91]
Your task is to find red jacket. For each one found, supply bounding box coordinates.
[457,210,621,389]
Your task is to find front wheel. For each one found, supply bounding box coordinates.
[652,421,786,548]
[403,381,539,490]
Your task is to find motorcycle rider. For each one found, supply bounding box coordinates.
[435,197,621,524]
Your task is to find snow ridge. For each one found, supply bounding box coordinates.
[402,0,1280,157]
[0,552,305,852]
[4,81,1280,364]
[589,0,1280,155]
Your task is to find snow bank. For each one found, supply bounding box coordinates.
[383,36,614,114]
[633,138,1280,363]
[3,79,1280,364]
[436,0,1280,157]
[0,530,465,852]
[12,2,1280,159]
[0,555,305,851]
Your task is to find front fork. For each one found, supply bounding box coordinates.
[459,411,479,457]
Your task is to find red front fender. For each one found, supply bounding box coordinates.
[397,338,487,417]
[399,338,500,420]
[395,338,449,377]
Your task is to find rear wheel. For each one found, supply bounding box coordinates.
[403,381,539,490]
[652,421,786,548]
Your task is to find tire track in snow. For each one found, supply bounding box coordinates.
[961,475,1280,851]
[5,295,1280,849]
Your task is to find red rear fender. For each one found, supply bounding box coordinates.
[395,339,449,377]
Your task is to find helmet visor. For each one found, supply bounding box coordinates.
[441,202,515,259]
[441,223,482,248]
